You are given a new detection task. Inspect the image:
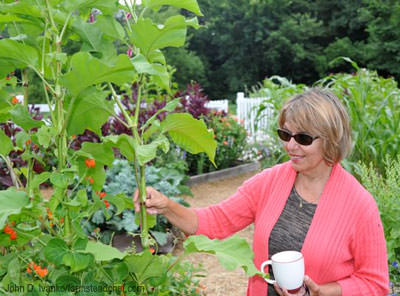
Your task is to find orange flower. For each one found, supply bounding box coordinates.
[223,141,228,145]
[59,217,64,223]
[3,224,13,234]
[5,76,10,81]
[11,96,19,105]
[9,231,17,240]
[99,192,106,199]
[149,247,155,254]
[103,200,110,209]
[36,267,48,278]
[89,177,94,184]
[85,158,96,168]
[26,267,32,274]
[47,210,53,220]
[25,139,32,146]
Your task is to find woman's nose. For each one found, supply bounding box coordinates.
[285,137,299,150]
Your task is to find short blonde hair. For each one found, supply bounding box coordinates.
[278,88,352,164]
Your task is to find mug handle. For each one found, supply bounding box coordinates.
[260,260,276,285]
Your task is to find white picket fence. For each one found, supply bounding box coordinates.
[236,92,273,136]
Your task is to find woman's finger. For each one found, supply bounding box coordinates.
[304,275,320,294]
[274,283,284,295]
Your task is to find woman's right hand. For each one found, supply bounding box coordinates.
[133,187,170,215]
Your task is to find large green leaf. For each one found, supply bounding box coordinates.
[184,235,260,277]
[131,16,199,57]
[105,133,169,165]
[62,52,136,97]
[131,54,170,89]
[80,142,114,167]
[132,54,165,75]
[10,104,44,130]
[104,134,136,161]
[65,87,114,136]
[44,238,69,265]
[85,241,127,261]
[0,2,43,19]
[161,113,216,165]
[135,135,169,165]
[0,129,13,157]
[0,189,29,229]
[96,15,125,40]
[61,0,117,15]
[143,0,203,15]
[71,17,116,59]
[0,39,38,69]
[62,252,93,273]
[124,251,169,284]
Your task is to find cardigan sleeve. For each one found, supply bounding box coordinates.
[337,201,389,296]
[194,170,268,239]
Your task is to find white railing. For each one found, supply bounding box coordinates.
[236,92,273,136]
[205,99,229,113]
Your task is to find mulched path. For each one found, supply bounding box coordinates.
[173,171,259,296]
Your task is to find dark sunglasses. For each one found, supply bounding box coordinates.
[277,128,319,146]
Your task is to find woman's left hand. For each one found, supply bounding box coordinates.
[274,275,321,296]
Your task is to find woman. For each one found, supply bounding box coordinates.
[134,88,389,296]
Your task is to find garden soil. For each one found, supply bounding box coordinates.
[173,171,259,296]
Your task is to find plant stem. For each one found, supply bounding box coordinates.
[109,83,134,128]
[138,165,149,247]
[22,69,29,107]
[1,155,23,189]
[45,0,58,34]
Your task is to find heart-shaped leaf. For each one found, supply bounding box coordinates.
[184,235,260,277]
[62,52,136,97]
[0,189,29,229]
[161,113,216,165]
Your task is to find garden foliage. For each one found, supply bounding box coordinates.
[0,0,260,294]
[359,156,400,284]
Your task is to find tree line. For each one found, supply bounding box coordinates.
[166,0,400,100]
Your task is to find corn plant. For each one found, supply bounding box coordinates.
[317,58,400,175]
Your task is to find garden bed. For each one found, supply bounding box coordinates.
[186,161,260,186]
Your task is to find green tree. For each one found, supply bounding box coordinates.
[186,0,400,100]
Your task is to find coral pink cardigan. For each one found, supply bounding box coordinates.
[194,162,389,295]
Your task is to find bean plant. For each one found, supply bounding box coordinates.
[0,0,260,294]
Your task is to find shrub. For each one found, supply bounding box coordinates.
[359,156,400,285]
[185,111,248,175]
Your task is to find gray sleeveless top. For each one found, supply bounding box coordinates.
[267,186,317,296]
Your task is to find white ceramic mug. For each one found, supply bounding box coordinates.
[260,250,305,293]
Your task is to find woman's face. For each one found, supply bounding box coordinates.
[281,122,328,176]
